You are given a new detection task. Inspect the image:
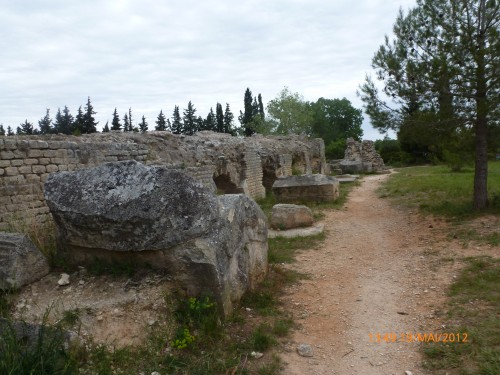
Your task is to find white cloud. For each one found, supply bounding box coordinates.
[0,0,415,139]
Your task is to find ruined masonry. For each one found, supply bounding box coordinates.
[0,131,326,230]
[338,138,388,174]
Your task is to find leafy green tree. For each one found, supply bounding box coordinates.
[38,109,53,134]
[103,121,110,132]
[359,0,499,210]
[223,103,234,134]
[182,101,197,135]
[111,108,121,131]
[171,106,182,134]
[82,97,98,134]
[266,87,313,135]
[54,106,74,134]
[311,97,363,145]
[139,115,148,133]
[155,110,167,131]
[215,103,224,133]
[0,125,5,136]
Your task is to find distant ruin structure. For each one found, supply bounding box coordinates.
[336,138,388,174]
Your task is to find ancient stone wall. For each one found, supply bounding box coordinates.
[339,138,387,174]
[0,131,325,230]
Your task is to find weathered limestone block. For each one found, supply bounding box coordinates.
[272,174,340,202]
[0,233,50,289]
[44,160,268,315]
[339,160,364,174]
[270,204,313,229]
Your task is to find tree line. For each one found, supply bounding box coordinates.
[0,88,365,160]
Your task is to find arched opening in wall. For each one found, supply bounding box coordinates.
[262,168,277,193]
[213,174,244,195]
[291,157,306,175]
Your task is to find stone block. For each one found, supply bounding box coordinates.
[5,167,19,176]
[270,204,313,229]
[32,165,46,174]
[3,139,17,150]
[44,161,268,316]
[0,232,50,289]
[28,149,43,158]
[272,174,340,202]
[24,159,39,165]
[39,158,50,165]
[18,166,32,174]
[0,151,15,159]
[46,165,59,173]
[0,160,10,168]
[11,159,23,167]
[29,140,49,149]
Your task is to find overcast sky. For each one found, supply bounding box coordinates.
[0,0,416,140]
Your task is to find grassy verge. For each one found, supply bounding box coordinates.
[422,256,499,375]
[378,162,500,219]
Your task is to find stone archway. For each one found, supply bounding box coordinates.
[213,173,244,195]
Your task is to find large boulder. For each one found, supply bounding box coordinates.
[44,160,268,315]
[0,233,50,290]
[272,174,340,202]
[270,204,313,230]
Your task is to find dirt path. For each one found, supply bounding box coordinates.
[280,173,463,375]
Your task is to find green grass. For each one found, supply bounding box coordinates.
[378,162,500,218]
[268,232,325,264]
[422,257,500,374]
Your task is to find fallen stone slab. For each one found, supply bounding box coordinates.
[44,160,268,316]
[0,232,50,290]
[270,204,313,229]
[268,224,324,239]
[334,174,359,183]
[272,174,339,202]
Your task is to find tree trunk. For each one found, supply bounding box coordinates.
[473,19,489,210]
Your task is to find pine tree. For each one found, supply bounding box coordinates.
[7,126,14,136]
[0,125,5,136]
[82,97,98,134]
[139,115,148,133]
[223,103,234,134]
[74,106,85,134]
[38,108,53,134]
[182,101,197,135]
[171,106,182,134]
[155,110,167,131]
[216,103,224,133]
[103,121,110,132]
[19,120,34,135]
[111,108,121,131]
[165,118,171,131]
[54,106,74,134]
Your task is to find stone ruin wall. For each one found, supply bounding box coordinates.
[339,138,387,174]
[0,131,326,230]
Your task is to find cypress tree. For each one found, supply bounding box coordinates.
[171,106,182,134]
[258,93,265,119]
[0,125,5,136]
[204,107,216,131]
[216,103,224,133]
[38,108,53,134]
[123,113,130,132]
[111,108,121,131]
[128,108,134,132]
[7,126,14,136]
[239,88,255,136]
[103,121,110,132]
[155,110,166,131]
